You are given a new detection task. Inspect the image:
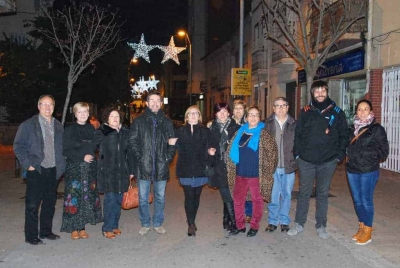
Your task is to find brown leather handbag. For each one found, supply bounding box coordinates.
[121,178,154,210]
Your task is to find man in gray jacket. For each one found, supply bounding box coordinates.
[14,95,66,245]
[264,97,297,232]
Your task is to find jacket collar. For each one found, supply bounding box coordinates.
[265,113,295,124]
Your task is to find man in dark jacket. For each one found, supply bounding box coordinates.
[264,97,297,233]
[288,81,349,239]
[129,91,176,235]
[14,95,66,245]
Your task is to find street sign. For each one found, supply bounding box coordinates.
[231,68,251,95]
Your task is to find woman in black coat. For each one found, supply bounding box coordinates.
[346,99,389,246]
[208,102,240,235]
[175,105,209,237]
[95,108,132,239]
[61,102,102,240]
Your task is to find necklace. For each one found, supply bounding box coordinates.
[238,133,252,148]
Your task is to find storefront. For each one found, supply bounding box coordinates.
[298,49,366,124]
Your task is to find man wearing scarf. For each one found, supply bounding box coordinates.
[288,80,349,239]
[129,91,176,236]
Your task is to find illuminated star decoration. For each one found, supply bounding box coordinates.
[130,76,159,99]
[147,76,160,90]
[158,36,186,65]
[127,33,156,63]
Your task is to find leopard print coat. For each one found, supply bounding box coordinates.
[227,129,278,203]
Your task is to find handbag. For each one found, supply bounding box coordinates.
[121,178,154,210]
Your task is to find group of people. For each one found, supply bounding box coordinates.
[13,80,389,247]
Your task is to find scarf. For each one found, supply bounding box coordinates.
[215,118,231,163]
[353,112,375,135]
[229,122,265,165]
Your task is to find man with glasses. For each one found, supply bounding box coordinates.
[14,95,66,245]
[288,80,349,239]
[129,91,176,235]
[264,97,297,233]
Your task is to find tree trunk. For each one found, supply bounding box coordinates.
[61,79,74,125]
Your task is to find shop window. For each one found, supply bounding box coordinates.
[343,79,366,125]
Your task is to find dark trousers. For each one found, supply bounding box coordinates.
[25,167,58,240]
[102,192,123,232]
[182,185,203,225]
[295,158,337,229]
[219,187,233,204]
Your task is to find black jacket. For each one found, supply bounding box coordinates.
[129,108,176,181]
[264,113,297,174]
[175,124,210,178]
[208,119,240,188]
[13,115,66,179]
[95,124,131,193]
[294,100,349,163]
[346,120,389,174]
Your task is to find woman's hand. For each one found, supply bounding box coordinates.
[84,155,94,163]
[168,138,178,145]
[208,148,216,156]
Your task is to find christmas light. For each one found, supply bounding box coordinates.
[158,36,186,65]
[127,33,156,63]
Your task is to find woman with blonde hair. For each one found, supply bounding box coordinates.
[61,102,103,240]
[174,105,210,236]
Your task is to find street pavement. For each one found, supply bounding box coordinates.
[0,145,399,268]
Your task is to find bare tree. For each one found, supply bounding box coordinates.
[37,3,122,124]
[261,0,367,90]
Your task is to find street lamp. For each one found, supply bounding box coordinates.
[178,30,192,105]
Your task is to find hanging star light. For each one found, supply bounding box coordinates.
[127,33,156,63]
[147,76,160,90]
[158,36,186,65]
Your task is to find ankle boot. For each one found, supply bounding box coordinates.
[356,226,372,245]
[223,203,231,230]
[352,222,365,241]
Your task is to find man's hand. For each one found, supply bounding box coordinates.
[84,155,94,163]
[28,166,35,171]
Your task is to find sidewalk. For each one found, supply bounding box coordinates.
[1,145,400,267]
[290,161,400,266]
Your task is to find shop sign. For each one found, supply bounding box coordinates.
[298,50,364,83]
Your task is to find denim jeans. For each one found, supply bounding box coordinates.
[295,158,337,229]
[233,176,264,230]
[347,170,379,227]
[268,168,295,225]
[138,179,167,228]
[25,167,58,240]
[102,192,123,232]
[245,201,253,217]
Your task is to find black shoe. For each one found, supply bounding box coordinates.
[246,228,258,237]
[281,224,290,232]
[265,224,277,232]
[230,227,246,235]
[25,237,43,245]
[39,233,60,240]
[187,225,196,237]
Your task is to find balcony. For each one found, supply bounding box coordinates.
[0,0,16,15]
[252,60,268,75]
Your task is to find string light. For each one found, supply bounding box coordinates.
[158,36,186,65]
[127,33,156,63]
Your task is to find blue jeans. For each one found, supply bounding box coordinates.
[102,192,123,232]
[347,170,379,227]
[268,168,295,225]
[245,201,253,217]
[138,179,167,228]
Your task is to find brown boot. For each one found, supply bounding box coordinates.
[356,226,372,245]
[352,222,365,241]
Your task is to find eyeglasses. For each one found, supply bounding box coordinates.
[39,103,54,107]
[274,104,288,109]
[247,113,260,118]
[188,112,199,116]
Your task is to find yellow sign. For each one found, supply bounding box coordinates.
[231,68,251,95]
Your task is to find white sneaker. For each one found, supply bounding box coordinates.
[139,227,150,236]
[316,227,330,239]
[287,223,304,236]
[153,226,166,234]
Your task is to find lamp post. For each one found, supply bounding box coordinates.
[178,30,192,105]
